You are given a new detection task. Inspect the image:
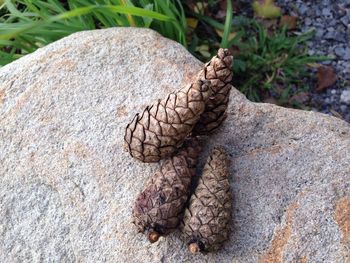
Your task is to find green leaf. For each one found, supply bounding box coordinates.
[252,0,281,19]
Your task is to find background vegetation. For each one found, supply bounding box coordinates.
[0,0,327,107]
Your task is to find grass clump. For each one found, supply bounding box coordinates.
[228,18,328,106]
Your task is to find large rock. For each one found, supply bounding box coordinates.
[0,28,349,263]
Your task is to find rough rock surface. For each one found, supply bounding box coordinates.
[0,28,349,263]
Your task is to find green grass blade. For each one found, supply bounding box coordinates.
[220,0,232,48]
[193,13,224,30]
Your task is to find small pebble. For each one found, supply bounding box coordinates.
[299,4,308,15]
[343,48,350,60]
[340,16,350,26]
[305,18,312,26]
[334,46,346,57]
[322,8,332,17]
[340,105,348,112]
[340,89,350,105]
[324,31,336,40]
[315,29,324,38]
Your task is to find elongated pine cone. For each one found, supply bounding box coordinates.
[193,48,233,135]
[181,147,232,253]
[124,80,211,162]
[132,138,201,243]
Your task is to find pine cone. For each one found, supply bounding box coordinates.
[132,138,201,243]
[193,49,233,135]
[124,80,211,162]
[181,147,232,253]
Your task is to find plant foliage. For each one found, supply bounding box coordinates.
[228,18,328,104]
[0,0,186,65]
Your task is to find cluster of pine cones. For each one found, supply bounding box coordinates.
[124,49,233,254]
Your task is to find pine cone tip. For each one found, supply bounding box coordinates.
[218,48,231,57]
[192,48,233,135]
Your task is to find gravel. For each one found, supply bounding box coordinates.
[274,1,350,122]
[228,1,350,122]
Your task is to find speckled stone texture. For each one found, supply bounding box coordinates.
[0,28,349,263]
